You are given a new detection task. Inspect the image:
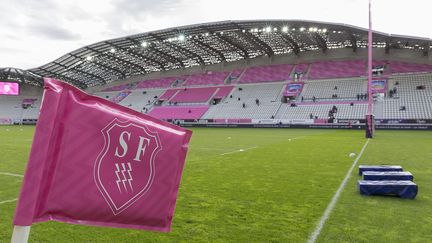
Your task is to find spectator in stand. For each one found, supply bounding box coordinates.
[255,98,260,106]
[301,96,304,102]
[230,94,233,98]
[334,86,338,90]
[238,97,241,101]
[271,115,275,119]
[312,96,316,102]
[393,87,397,94]
[309,113,313,119]
[357,94,360,100]
[242,102,246,108]
[332,105,338,113]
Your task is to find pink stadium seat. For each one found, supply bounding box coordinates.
[170,87,218,103]
[136,77,178,89]
[213,86,234,99]
[159,89,179,101]
[239,64,293,83]
[308,60,366,79]
[183,71,229,86]
[388,61,432,74]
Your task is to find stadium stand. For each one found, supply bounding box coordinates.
[383,74,432,119]
[308,60,366,80]
[276,103,368,120]
[170,87,219,103]
[301,78,367,101]
[135,77,178,89]
[182,71,229,86]
[202,83,284,119]
[238,64,293,84]
[118,89,165,112]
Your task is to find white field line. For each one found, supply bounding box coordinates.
[308,139,370,243]
[0,172,24,178]
[0,198,18,205]
[220,146,258,156]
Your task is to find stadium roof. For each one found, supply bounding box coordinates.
[17,20,432,88]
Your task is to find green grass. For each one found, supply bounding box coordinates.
[0,126,431,242]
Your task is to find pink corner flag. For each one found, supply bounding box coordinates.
[13,78,192,232]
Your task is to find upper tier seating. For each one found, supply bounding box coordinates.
[203,83,284,119]
[308,60,366,79]
[388,61,432,74]
[135,77,178,89]
[301,78,367,101]
[239,64,293,83]
[102,84,132,92]
[183,71,229,86]
[148,105,209,120]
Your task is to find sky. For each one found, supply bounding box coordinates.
[1,0,431,69]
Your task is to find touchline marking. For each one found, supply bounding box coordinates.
[220,146,258,156]
[0,198,18,205]
[0,172,23,178]
[307,139,370,243]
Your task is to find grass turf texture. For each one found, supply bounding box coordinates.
[0,126,430,242]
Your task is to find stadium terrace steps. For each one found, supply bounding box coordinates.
[148,105,209,120]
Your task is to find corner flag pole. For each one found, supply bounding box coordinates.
[11,226,31,243]
[365,0,375,138]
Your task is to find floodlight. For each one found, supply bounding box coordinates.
[282,26,289,32]
[110,48,116,53]
[141,41,148,47]
[178,34,185,42]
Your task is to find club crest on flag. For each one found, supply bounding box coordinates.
[94,119,162,215]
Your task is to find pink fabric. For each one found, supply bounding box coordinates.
[213,86,234,99]
[136,77,178,89]
[14,78,192,232]
[170,87,217,103]
[148,105,209,120]
[183,71,229,86]
[308,60,366,79]
[239,64,293,83]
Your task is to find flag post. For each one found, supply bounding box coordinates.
[365,0,375,138]
[11,226,31,243]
